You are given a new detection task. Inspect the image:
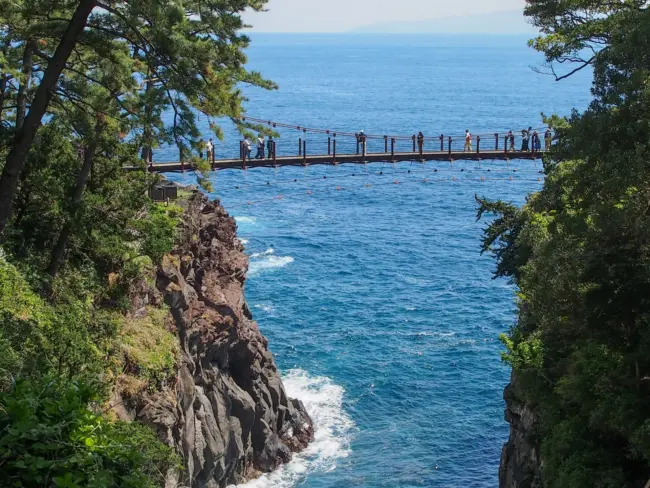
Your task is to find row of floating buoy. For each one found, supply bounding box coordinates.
[236,175,544,206]
[233,168,543,191]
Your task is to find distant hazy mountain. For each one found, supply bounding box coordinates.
[352,10,536,34]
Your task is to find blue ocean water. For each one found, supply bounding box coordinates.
[167,34,591,488]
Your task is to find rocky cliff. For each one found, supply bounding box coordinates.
[499,372,542,488]
[123,192,314,487]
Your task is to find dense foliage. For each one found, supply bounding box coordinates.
[479,2,650,487]
[0,378,177,488]
[0,0,272,485]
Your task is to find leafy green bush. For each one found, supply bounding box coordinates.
[132,203,183,264]
[0,377,178,488]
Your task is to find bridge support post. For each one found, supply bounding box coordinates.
[391,138,395,162]
[356,138,360,155]
[303,139,307,164]
[412,135,416,153]
[328,137,331,155]
[448,137,452,158]
[504,135,508,156]
[333,137,337,164]
[495,133,499,151]
[477,136,481,158]
[384,136,388,153]
[272,141,276,163]
[440,134,444,152]
[240,140,243,161]
[299,137,302,156]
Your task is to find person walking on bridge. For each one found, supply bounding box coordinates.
[545,128,552,151]
[359,130,367,154]
[256,134,265,159]
[508,131,515,152]
[417,131,424,153]
[267,136,274,159]
[206,138,214,161]
[521,129,530,152]
[244,137,252,160]
[464,130,472,152]
[532,131,541,152]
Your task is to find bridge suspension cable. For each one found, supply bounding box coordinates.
[239,115,551,141]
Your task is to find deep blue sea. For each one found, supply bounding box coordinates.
[166,34,591,488]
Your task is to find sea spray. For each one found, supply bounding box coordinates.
[229,370,354,488]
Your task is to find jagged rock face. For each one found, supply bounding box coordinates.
[499,373,542,488]
[138,193,314,488]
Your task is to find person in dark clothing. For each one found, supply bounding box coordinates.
[532,131,541,152]
[508,131,515,152]
[417,132,424,153]
[267,136,274,158]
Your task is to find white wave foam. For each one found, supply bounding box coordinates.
[254,303,275,313]
[227,369,353,488]
[235,216,257,225]
[248,255,294,277]
[250,248,275,259]
[240,239,249,245]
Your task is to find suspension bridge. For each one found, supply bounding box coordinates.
[141,117,552,173]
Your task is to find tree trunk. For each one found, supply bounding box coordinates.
[0,0,97,237]
[141,75,154,161]
[0,34,13,124]
[16,39,36,130]
[47,121,102,279]
[0,74,9,124]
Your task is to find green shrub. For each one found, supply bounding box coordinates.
[0,377,178,487]
[132,203,183,264]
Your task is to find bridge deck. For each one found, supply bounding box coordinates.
[142,150,542,172]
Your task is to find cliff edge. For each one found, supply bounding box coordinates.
[124,192,314,487]
[499,373,542,488]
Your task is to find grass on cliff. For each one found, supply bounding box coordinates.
[120,306,180,394]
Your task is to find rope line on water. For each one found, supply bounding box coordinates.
[225,163,545,191]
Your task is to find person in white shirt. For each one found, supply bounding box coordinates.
[256,134,265,159]
[244,137,252,159]
[464,130,472,152]
[206,138,213,161]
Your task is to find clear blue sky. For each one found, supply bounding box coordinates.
[244,0,529,33]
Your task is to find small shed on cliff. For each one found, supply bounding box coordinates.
[149,181,178,202]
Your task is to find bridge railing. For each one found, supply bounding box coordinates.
[236,130,551,163]
[149,118,554,165]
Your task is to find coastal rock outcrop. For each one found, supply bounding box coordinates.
[128,192,314,487]
[499,373,542,488]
